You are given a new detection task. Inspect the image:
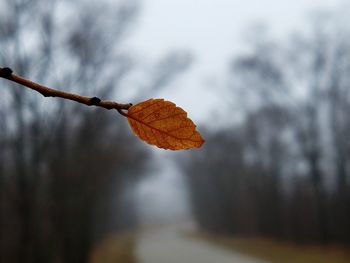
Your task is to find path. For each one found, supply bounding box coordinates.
[136,226,269,263]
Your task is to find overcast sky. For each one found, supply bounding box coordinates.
[126,0,342,125]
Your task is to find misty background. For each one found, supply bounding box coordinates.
[0,0,349,262]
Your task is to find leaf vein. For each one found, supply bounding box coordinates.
[129,100,162,115]
[146,112,186,124]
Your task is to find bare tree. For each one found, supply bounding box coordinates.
[0,0,145,262]
[182,8,350,245]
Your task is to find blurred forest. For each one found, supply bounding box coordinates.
[0,0,190,262]
[1,0,350,262]
[183,10,350,245]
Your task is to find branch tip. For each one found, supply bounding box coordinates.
[0,66,133,115]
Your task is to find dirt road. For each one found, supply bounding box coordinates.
[136,226,269,263]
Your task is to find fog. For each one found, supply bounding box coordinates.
[136,154,191,224]
[0,0,349,262]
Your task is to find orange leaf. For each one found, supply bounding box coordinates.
[126,99,205,150]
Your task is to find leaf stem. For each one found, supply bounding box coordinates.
[0,67,132,115]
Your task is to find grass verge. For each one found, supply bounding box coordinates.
[191,232,350,263]
[89,232,137,263]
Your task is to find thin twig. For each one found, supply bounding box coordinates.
[0,67,132,115]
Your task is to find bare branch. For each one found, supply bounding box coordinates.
[0,67,132,115]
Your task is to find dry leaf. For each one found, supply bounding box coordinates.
[126,99,205,150]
